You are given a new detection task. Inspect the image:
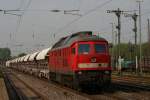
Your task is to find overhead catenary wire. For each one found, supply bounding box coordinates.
[142,10,150,16]
[7,0,28,48]
[95,9,150,37]
[77,0,82,11]
[17,0,25,10]
[6,0,113,40]
[54,0,113,36]
[14,0,33,35]
[10,0,33,55]
[9,0,32,38]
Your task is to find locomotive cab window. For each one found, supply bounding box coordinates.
[94,44,106,53]
[78,44,90,54]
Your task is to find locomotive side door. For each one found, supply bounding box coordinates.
[71,43,78,71]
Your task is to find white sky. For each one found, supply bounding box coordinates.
[0,0,150,56]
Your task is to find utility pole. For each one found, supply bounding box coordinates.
[114,31,118,70]
[124,12,138,73]
[148,19,150,43]
[137,0,143,74]
[107,8,125,58]
[134,13,138,72]
[110,23,115,68]
[114,31,118,49]
[124,13,138,46]
[133,13,138,46]
[110,23,114,45]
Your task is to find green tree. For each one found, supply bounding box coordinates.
[110,42,150,60]
[142,42,150,56]
[0,48,11,60]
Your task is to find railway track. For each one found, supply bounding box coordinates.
[3,68,150,100]
[112,81,150,91]
[112,72,150,79]
[5,69,120,100]
[85,82,150,100]
[112,74,150,91]
[2,68,44,100]
[3,70,24,100]
[6,68,91,100]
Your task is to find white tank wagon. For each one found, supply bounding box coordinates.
[18,56,26,72]
[35,47,51,79]
[11,59,17,69]
[28,52,39,75]
[7,60,12,68]
[6,61,10,67]
[17,57,23,71]
[6,47,51,79]
[14,57,20,71]
[23,54,32,73]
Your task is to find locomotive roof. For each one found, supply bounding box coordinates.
[52,31,107,50]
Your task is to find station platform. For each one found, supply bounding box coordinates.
[0,78,9,100]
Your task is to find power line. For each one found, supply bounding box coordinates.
[81,0,113,18]
[55,0,113,36]
[148,19,150,43]
[77,0,82,10]
[14,0,33,35]
[142,10,150,16]
[9,0,33,51]
[17,0,25,10]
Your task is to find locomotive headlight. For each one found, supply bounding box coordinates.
[104,71,110,74]
[78,71,82,75]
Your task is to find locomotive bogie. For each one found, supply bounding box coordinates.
[75,71,111,84]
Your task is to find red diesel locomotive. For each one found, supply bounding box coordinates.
[48,31,111,89]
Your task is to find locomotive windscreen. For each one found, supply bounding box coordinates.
[78,44,90,54]
[94,44,106,53]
